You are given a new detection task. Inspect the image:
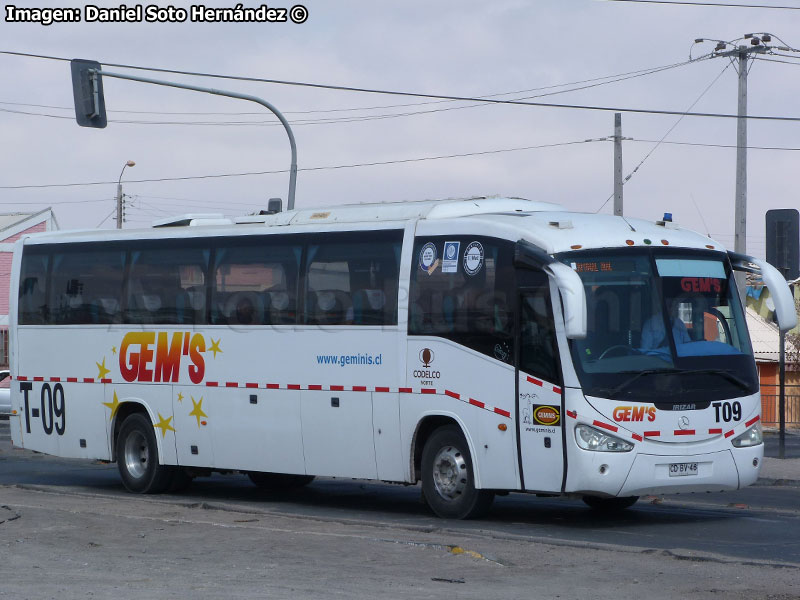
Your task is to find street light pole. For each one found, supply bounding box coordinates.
[116,160,135,229]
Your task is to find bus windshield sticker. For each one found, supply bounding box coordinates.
[419,242,438,274]
[463,241,484,276]
[442,241,460,273]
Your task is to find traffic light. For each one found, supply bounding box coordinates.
[70,59,107,128]
[766,209,799,281]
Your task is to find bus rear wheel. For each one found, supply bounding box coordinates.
[116,413,174,494]
[582,495,639,511]
[421,425,494,519]
[248,472,315,491]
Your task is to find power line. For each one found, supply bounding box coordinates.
[0,60,706,128]
[604,0,800,9]
[0,138,605,190]
[10,49,800,123]
[0,59,701,118]
[596,62,731,212]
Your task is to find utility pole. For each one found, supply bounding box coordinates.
[614,112,623,217]
[116,160,135,229]
[696,34,768,298]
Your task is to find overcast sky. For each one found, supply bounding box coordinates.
[2,0,799,258]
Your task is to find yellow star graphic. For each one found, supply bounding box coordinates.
[102,391,120,421]
[177,392,184,403]
[111,346,117,355]
[189,396,208,428]
[153,413,175,438]
[96,357,111,380]
[209,338,222,359]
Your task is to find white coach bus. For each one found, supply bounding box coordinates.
[8,197,797,518]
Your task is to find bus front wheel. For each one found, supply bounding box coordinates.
[421,425,494,519]
[116,413,174,494]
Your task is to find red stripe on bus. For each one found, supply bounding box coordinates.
[553,386,562,394]
[307,384,322,391]
[287,384,301,390]
[245,383,259,389]
[330,385,344,391]
[709,428,723,434]
[632,433,643,442]
[745,415,760,428]
[469,398,485,409]
[67,377,78,383]
[724,430,735,438]
[206,381,219,387]
[266,383,280,390]
[226,382,239,388]
[50,377,61,382]
[527,376,543,386]
[34,377,44,382]
[421,388,436,395]
[83,378,94,384]
[674,430,695,436]
[445,390,460,399]
[494,408,511,418]
[352,386,367,392]
[101,379,111,384]
[16,376,27,381]
[644,431,660,437]
[567,410,577,419]
[375,387,390,393]
[399,387,412,394]
[593,420,618,433]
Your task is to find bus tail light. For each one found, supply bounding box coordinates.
[731,422,762,448]
[575,424,634,452]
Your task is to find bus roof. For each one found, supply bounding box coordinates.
[21,195,726,254]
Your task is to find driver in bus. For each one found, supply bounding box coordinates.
[640,297,691,350]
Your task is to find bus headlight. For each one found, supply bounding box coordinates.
[575,424,634,452]
[731,422,763,448]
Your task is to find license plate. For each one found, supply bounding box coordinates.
[668,462,698,477]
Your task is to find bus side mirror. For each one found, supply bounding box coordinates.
[545,262,587,339]
[729,251,798,333]
[751,257,797,333]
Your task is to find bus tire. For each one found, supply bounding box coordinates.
[116,413,173,494]
[582,495,639,511]
[248,472,315,491]
[421,425,494,519]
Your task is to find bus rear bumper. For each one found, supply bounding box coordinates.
[617,445,762,497]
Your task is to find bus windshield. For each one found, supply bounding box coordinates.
[557,248,758,403]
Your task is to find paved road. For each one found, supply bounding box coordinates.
[3,420,800,568]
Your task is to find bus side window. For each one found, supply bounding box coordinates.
[211,241,300,326]
[49,249,125,325]
[19,252,49,325]
[126,246,208,325]
[520,290,559,384]
[409,237,515,362]
[304,234,401,326]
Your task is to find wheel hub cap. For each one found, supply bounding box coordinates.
[432,445,467,500]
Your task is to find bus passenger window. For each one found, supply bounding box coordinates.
[304,234,401,326]
[126,246,208,325]
[212,241,300,326]
[18,252,49,324]
[49,249,125,325]
[409,236,515,362]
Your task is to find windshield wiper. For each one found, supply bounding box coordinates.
[604,368,681,398]
[602,367,752,398]
[674,369,752,392]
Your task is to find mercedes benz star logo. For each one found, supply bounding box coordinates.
[678,415,691,430]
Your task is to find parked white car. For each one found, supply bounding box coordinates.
[0,370,10,416]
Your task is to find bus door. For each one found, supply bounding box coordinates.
[516,279,565,493]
